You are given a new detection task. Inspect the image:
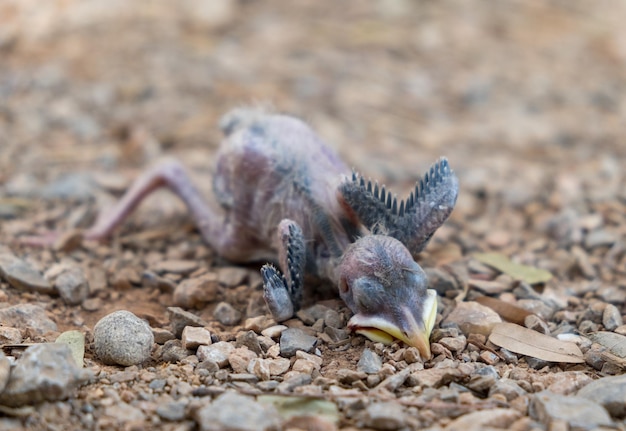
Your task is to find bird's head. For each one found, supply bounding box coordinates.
[338,235,437,359]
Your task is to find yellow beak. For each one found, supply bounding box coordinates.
[347,289,438,359]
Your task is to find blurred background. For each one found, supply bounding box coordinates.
[0,0,625,259]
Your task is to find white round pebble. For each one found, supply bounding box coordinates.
[93,310,154,366]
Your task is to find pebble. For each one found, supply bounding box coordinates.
[276,373,312,392]
[489,378,528,401]
[181,326,212,350]
[156,400,187,421]
[439,335,467,352]
[93,310,154,366]
[360,401,406,430]
[445,408,521,431]
[0,304,57,336]
[194,392,281,431]
[228,347,257,373]
[51,265,90,305]
[0,343,91,407]
[467,366,499,394]
[173,273,219,308]
[152,327,176,344]
[235,330,263,355]
[296,304,332,325]
[152,259,198,274]
[357,348,382,374]
[261,325,287,339]
[197,341,234,367]
[602,304,623,331]
[0,351,10,393]
[529,391,613,429]
[216,266,249,287]
[0,251,54,294]
[425,267,460,297]
[168,307,208,338]
[0,326,22,344]
[279,328,317,358]
[442,301,502,336]
[577,374,626,419]
[407,367,459,388]
[213,301,242,326]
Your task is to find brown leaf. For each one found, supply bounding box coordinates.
[475,296,532,325]
[474,253,552,284]
[489,322,584,363]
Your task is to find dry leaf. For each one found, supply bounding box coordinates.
[588,332,626,358]
[475,296,532,325]
[258,395,339,424]
[489,322,584,363]
[55,330,85,367]
[474,253,552,284]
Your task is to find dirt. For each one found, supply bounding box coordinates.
[0,1,625,430]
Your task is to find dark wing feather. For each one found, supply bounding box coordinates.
[339,158,459,255]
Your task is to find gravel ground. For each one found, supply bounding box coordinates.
[0,1,625,430]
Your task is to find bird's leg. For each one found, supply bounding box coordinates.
[261,219,306,322]
[84,159,242,256]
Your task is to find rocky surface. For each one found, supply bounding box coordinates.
[0,1,624,430]
[93,310,154,366]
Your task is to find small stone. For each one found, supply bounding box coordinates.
[216,266,249,287]
[479,350,499,365]
[357,348,382,374]
[584,229,616,248]
[439,335,467,352]
[247,358,271,380]
[0,251,54,294]
[530,391,612,429]
[195,392,281,431]
[244,315,275,333]
[93,310,154,366]
[323,309,343,328]
[236,330,263,355]
[526,356,550,370]
[467,366,499,394]
[213,302,242,326]
[52,265,89,305]
[152,328,176,344]
[228,347,257,373]
[81,298,102,312]
[197,341,234,367]
[261,325,287,339]
[0,304,57,336]
[160,339,192,362]
[489,378,527,401]
[408,367,458,388]
[0,344,91,407]
[0,326,22,344]
[168,306,208,338]
[524,314,550,334]
[173,273,219,309]
[277,373,312,392]
[265,358,291,376]
[156,401,187,421]
[280,328,317,358]
[181,326,212,350]
[516,299,555,320]
[152,259,198,274]
[445,408,521,431]
[425,267,459,296]
[361,401,406,430]
[577,374,626,418]
[324,326,349,342]
[297,304,332,325]
[0,351,10,393]
[442,301,502,336]
[602,304,623,331]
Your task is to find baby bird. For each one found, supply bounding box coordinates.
[85,109,459,359]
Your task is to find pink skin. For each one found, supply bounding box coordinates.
[25,108,458,358]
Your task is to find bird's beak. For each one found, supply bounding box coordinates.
[347,289,438,359]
